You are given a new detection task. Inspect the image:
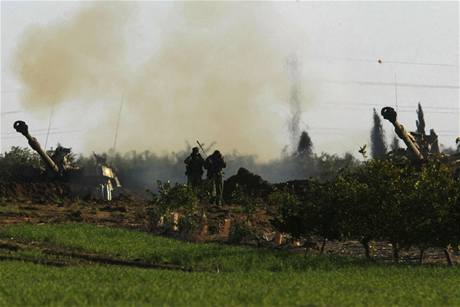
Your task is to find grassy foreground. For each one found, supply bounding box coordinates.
[1,223,460,306]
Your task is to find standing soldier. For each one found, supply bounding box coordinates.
[184,147,205,188]
[205,150,226,205]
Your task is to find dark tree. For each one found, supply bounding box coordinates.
[297,131,313,157]
[416,102,425,134]
[370,108,387,159]
[390,135,400,151]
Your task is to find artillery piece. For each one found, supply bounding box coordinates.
[381,107,460,177]
[13,120,121,200]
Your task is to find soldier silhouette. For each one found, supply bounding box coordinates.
[184,147,205,188]
[204,150,226,205]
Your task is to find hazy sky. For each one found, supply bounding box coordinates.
[1,1,459,161]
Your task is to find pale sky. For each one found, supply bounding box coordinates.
[1,1,459,160]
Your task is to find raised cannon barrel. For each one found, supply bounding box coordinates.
[13,120,61,174]
[381,107,425,161]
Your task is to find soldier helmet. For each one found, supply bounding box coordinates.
[192,147,199,153]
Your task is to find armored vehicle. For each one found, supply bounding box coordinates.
[13,120,121,200]
[381,107,460,177]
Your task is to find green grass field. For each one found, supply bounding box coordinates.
[1,223,460,306]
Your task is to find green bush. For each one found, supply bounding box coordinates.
[177,212,202,236]
[272,158,460,264]
[228,220,255,244]
[0,146,43,181]
[270,182,343,253]
[269,190,304,239]
[231,186,262,219]
[147,181,199,232]
[403,159,460,262]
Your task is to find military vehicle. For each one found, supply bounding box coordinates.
[381,106,460,177]
[13,120,121,200]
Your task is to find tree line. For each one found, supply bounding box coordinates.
[271,158,460,264]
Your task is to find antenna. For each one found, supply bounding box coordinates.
[393,72,399,112]
[112,94,124,152]
[44,103,55,149]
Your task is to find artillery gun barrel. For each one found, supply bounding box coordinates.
[381,107,425,161]
[13,120,61,174]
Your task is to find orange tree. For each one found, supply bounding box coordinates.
[404,159,460,264]
[306,180,344,253]
[270,180,344,253]
[269,190,306,240]
[271,157,460,264]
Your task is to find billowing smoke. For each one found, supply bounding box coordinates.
[286,55,303,152]
[13,3,311,161]
[13,4,130,107]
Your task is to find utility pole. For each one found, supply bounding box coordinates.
[112,94,124,153]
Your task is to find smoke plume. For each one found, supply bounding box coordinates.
[13,4,130,107]
[13,3,310,161]
[287,55,303,152]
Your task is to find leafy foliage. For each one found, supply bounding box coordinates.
[230,186,262,219]
[269,190,304,238]
[147,181,199,232]
[0,146,43,181]
[228,220,255,244]
[271,158,460,263]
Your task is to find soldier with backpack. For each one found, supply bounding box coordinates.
[204,150,226,205]
[184,147,205,188]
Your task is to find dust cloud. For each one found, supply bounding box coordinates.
[13,4,130,108]
[13,2,311,161]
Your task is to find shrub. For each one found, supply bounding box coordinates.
[269,190,304,239]
[404,159,460,263]
[270,182,344,253]
[231,186,262,220]
[0,147,43,181]
[177,212,202,237]
[228,220,255,244]
[271,158,460,264]
[147,181,199,231]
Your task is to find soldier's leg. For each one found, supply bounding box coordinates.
[193,174,203,189]
[216,173,223,205]
[209,175,217,204]
[189,174,197,188]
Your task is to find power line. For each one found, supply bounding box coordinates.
[319,101,459,110]
[314,56,458,68]
[0,110,23,116]
[0,89,23,93]
[316,79,460,89]
[1,130,82,140]
[380,59,458,68]
[318,104,459,114]
[1,127,62,136]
